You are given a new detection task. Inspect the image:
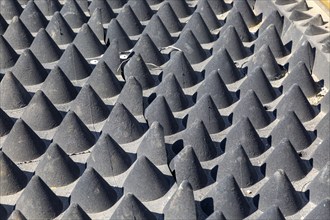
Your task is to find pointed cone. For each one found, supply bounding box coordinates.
[187,95,226,134]
[254,24,287,58]
[106,0,127,9]
[61,204,91,220]
[133,34,165,66]
[259,11,284,36]
[105,18,133,52]
[288,0,309,11]
[226,117,265,158]
[30,28,62,63]
[111,194,156,220]
[240,67,277,104]
[174,146,207,190]
[197,70,233,109]
[0,35,18,69]
[57,44,92,80]
[87,134,131,177]
[46,12,75,45]
[316,112,330,141]
[52,111,95,154]
[266,139,309,181]
[175,30,207,64]
[87,61,122,99]
[40,66,77,104]
[232,0,259,27]
[34,0,62,16]
[12,49,47,85]
[143,14,173,47]
[21,90,62,131]
[289,10,311,21]
[206,211,227,220]
[308,162,330,203]
[137,122,167,165]
[116,76,143,116]
[182,12,213,44]
[217,146,258,187]
[76,0,89,12]
[233,90,271,129]
[100,40,121,74]
[88,0,115,24]
[204,48,241,83]
[3,16,34,50]
[88,8,105,42]
[183,120,217,161]
[258,170,304,216]
[213,25,248,60]
[0,71,31,110]
[257,206,286,220]
[73,24,105,58]
[116,5,143,36]
[305,24,328,35]
[0,108,14,137]
[288,41,314,72]
[206,0,228,14]
[8,210,27,220]
[70,84,109,124]
[127,0,153,21]
[0,151,27,196]
[223,10,252,42]
[248,45,283,80]
[283,62,318,97]
[20,0,48,33]
[16,175,63,219]
[196,0,220,31]
[208,175,251,219]
[156,2,182,33]
[70,167,117,213]
[303,14,325,27]
[2,119,46,162]
[271,111,312,151]
[102,103,145,144]
[60,0,87,28]
[305,198,330,220]
[123,156,170,201]
[35,143,80,187]
[162,51,197,88]
[164,181,197,220]
[145,95,179,135]
[166,0,191,18]
[277,84,316,122]
[0,0,22,20]
[156,73,189,112]
[123,54,155,89]
[0,14,8,35]
[312,136,330,170]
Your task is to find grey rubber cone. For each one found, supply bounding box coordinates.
[116,5,144,36]
[288,41,314,72]
[217,145,259,188]
[164,181,197,220]
[8,210,27,220]
[61,204,91,220]
[127,0,153,21]
[46,12,75,45]
[11,49,47,85]
[19,0,48,33]
[145,95,179,135]
[0,71,31,110]
[137,122,167,165]
[308,162,330,204]
[21,90,63,131]
[165,0,191,18]
[187,94,226,134]
[15,175,63,219]
[123,156,171,201]
[88,0,115,24]
[156,2,182,33]
[0,0,22,20]
[206,0,228,15]
[105,18,133,52]
[35,143,80,187]
[196,0,221,31]
[86,133,132,177]
[87,8,105,42]
[257,206,286,220]
[110,194,156,220]
[70,167,117,213]
[100,40,121,74]
[87,61,122,99]
[289,10,311,21]
[102,102,145,144]
[305,24,328,36]
[116,77,143,116]
[0,108,14,137]
[29,28,62,63]
[34,0,62,16]
[60,0,87,29]
[316,111,330,140]
[143,14,173,47]
[312,136,330,170]
[40,66,78,104]
[223,10,252,42]
[57,44,92,80]
[52,111,95,154]
[305,198,330,220]
[259,10,284,36]
[0,151,27,196]
[0,35,19,70]
[232,0,260,27]
[1,119,46,162]
[3,16,34,50]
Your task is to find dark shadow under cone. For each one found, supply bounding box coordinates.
[0,35,18,70]
[0,108,14,137]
